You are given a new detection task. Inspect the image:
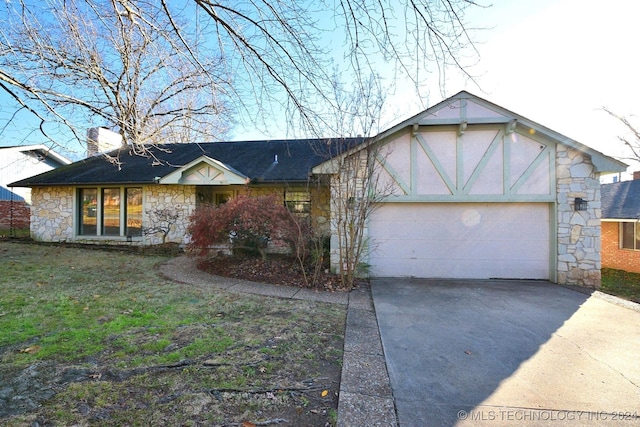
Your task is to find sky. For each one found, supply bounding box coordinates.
[422,0,640,177]
[2,0,639,178]
[232,0,640,177]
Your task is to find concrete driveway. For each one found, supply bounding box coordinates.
[371,278,640,426]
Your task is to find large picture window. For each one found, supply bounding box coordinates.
[621,222,640,250]
[78,187,142,237]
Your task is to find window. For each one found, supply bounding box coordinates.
[285,190,311,215]
[196,186,232,207]
[79,188,97,235]
[126,188,142,237]
[621,222,640,250]
[78,187,142,237]
[102,188,120,236]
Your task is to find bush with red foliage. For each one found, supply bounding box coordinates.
[188,194,308,260]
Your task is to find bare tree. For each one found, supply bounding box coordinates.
[306,73,395,289]
[0,0,482,153]
[603,108,640,164]
[143,208,180,244]
[0,0,231,160]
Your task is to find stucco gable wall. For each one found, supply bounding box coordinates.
[556,145,602,288]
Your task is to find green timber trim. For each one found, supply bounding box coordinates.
[462,129,502,195]
[509,144,553,195]
[376,153,410,195]
[417,117,512,126]
[410,131,418,195]
[548,202,558,283]
[415,134,456,194]
[379,194,555,203]
[460,97,467,121]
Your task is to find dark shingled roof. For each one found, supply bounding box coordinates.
[10,139,364,187]
[601,180,640,219]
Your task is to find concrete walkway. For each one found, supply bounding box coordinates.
[158,256,398,426]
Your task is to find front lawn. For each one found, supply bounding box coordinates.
[601,268,640,303]
[0,242,345,426]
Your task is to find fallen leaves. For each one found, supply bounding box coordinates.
[198,254,347,291]
[19,345,41,354]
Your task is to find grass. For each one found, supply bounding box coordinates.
[0,227,30,238]
[601,268,640,303]
[0,242,345,426]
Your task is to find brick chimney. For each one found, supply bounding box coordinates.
[634,171,640,180]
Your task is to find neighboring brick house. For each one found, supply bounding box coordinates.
[601,174,640,273]
[0,144,71,230]
[11,92,627,287]
[0,187,29,229]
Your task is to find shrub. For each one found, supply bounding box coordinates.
[188,194,309,260]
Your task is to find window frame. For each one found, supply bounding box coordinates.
[284,190,311,215]
[77,186,143,239]
[620,221,640,251]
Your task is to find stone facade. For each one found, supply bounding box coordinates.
[556,145,602,288]
[31,186,74,242]
[143,185,195,245]
[28,184,331,246]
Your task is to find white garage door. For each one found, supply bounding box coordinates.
[368,203,550,279]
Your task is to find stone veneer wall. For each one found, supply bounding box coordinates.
[29,184,328,246]
[143,185,195,245]
[556,146,602,288]
[31,186,74,241]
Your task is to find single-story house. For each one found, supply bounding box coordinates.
[601,174,640,273]
[11,91,627,287]
[0,144,71,229]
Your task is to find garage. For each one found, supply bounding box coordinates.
[368,202,550,279]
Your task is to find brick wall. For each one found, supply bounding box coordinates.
[602,221,640,273]
[0,200,30,229]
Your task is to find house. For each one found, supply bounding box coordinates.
[0,144,71,230]
[601,173,640,273]
[11,92,627,287]
[10,138,362,244]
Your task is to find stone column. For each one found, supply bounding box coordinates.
[556,146,601,288]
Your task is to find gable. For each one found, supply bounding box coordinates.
[375,123,555,202]
[412,97,510,125]
[370,91,626,175]
[159,156,248,185]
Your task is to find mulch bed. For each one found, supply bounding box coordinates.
[197,254,351,292]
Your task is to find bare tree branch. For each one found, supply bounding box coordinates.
[603,107,640,163]
[0,0,484,154]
